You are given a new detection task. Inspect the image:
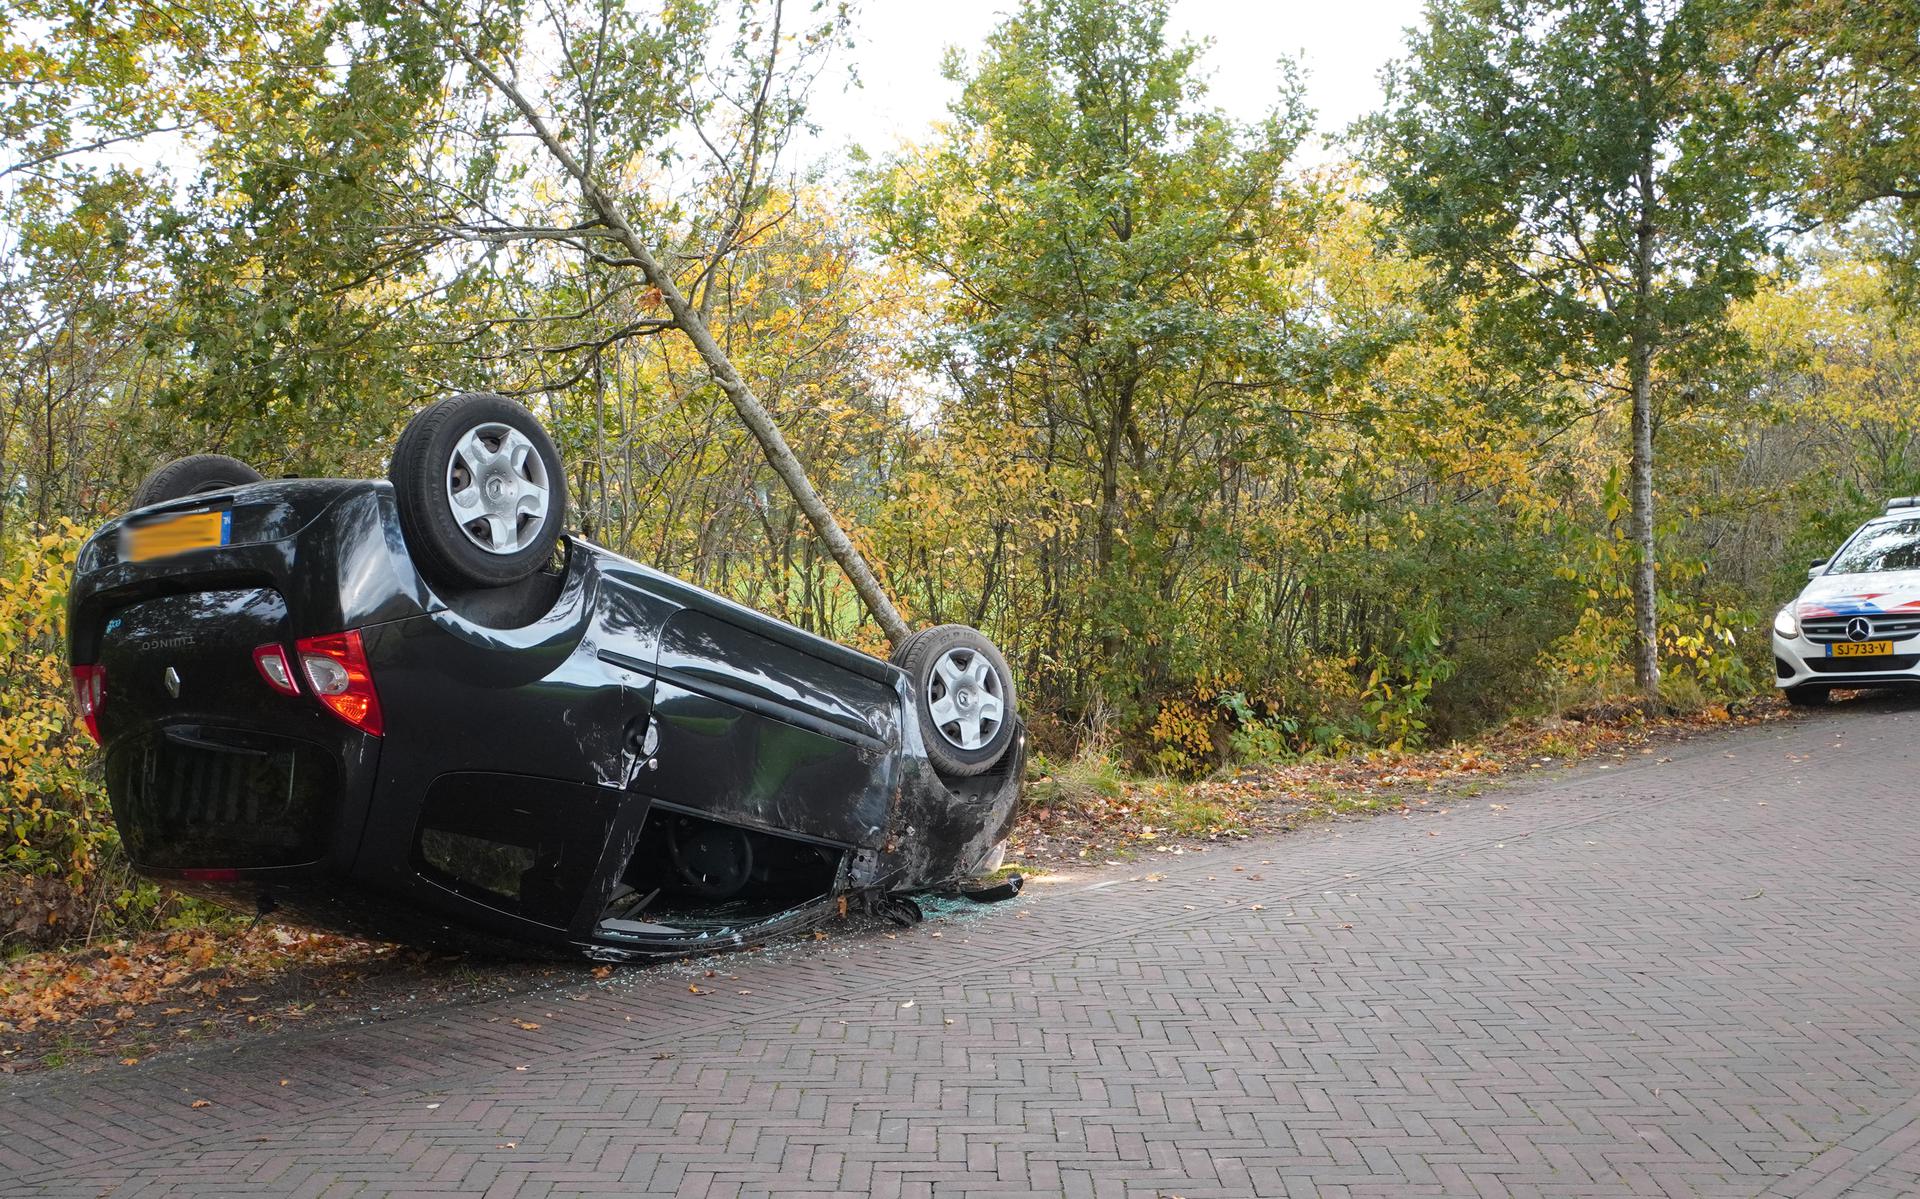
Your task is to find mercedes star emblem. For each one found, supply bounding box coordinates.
[1846,616,1874,643]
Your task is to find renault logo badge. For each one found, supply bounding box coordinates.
[1846,616,1874,642]
[163,666,181,698]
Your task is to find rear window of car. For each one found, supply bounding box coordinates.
[1829,517,1920,574]
[107,730,338,869]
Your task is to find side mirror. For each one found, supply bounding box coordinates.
[1807,560,1827,579]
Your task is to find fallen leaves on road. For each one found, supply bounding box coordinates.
[0,927,373,1071]
[0,923,567,1078]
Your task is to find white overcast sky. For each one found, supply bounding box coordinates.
[802,0,1429,167]
[1,1,1427,238]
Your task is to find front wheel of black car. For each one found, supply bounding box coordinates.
[130,454,264,508]
[899,624,1017,776]
[390,392,567,590]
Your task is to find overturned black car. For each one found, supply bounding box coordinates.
[67,394,1024,960]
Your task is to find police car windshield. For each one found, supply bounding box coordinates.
[1829,517,1920,574]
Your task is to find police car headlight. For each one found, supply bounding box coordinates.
[1773,607,1800,638]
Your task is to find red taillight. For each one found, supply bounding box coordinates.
[180,868,240,883]
[252,643,301,696]
[294,630,383,736]
[71,663,105,743]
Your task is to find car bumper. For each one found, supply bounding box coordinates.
[1773,633,1920,690]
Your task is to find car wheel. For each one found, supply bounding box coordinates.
[389,392,567,589]
[887,625,935,669]
[899,624,1017,776]
[1785,685,1831,708]
[130,454,264,509]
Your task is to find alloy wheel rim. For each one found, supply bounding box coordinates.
[927,647,1004,751]
[444,421,551,555]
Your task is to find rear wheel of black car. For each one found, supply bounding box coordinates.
[390,392,567,590]
[898,624,1017,776]
[1785,685,1832,708]
[130,454,264,509]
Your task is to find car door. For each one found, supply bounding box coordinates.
[645,607,897,847]
[356,561,677,935]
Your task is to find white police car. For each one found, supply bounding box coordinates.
[1773,497,1920,706]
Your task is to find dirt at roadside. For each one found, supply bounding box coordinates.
[0,925,569,1076]
[1007,696,1790,870]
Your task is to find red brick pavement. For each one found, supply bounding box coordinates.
[5,698,1920,1197]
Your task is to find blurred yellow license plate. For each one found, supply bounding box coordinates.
[1829,641,1893,658]
[123,510,230,563]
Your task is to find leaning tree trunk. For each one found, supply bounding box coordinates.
[442,28,912,648]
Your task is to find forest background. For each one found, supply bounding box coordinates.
[2,0,1914,941]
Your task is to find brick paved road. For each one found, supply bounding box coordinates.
[6,697,1920,1198]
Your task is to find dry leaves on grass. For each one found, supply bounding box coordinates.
[0,926,373,1040]
[1008,700,1784,870]
[0,924,460,1074]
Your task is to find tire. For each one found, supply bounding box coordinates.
[1785,685,1831,709]
[898,624,1017,776]
[887,625,935,669]
[130,454,264,509]
[389,393,567,589]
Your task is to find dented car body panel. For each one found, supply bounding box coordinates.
[68,478,1023,959]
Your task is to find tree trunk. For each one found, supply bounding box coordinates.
[443,26,912,647]
[1627,331,1659,706]
[1093,376,1133,572]
[1628,157,1661,709]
